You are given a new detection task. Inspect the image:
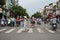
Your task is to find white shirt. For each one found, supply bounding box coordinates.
[11,18,15,21]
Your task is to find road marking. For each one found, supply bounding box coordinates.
[5,28,15,33]
[57,29,60,31]
[37,28,44,33]
[16,28,23,33]
[0,28,6,32]
[45,28,55,33]
[28,28,33,33]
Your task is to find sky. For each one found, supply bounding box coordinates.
[18,0,58,16]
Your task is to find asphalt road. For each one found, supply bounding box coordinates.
[0,22,60,40]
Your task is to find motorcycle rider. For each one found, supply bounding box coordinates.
[51,15,57,30]
[37,18,41,25]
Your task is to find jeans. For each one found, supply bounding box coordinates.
[10,21,15,26]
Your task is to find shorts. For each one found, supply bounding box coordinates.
[31,21,35,24]
[16,21,20,25]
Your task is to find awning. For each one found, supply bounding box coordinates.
[0,8,2,13]
[0,8,2,11]
[0,11,2,13]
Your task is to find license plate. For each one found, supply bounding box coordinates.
[53,25,56,27]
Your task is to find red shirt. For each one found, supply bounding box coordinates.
[16,18,20,21]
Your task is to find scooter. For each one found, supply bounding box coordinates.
[52,23,57,31]
[37,21,41,25]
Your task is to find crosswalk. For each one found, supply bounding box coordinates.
[0,28,60,34]
[5,28,15,33]
[17,28,23,33]
[45,28,55,33]
[28,28,33,33]
[37,28,44,33]
[0,28,7,32]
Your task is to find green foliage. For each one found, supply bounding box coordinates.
[0,0,6,6]
[33,12,41,18]
[11,5,29,18]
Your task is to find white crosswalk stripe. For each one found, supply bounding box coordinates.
[57,29,60,31]
[45,28,55,33]
[28,28,33,33]
[0,28,7,32]
[37,28,44,33]
[1,27,60,34]
[5,28,15,33]
[16,28,23,33]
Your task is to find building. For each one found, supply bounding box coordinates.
[56,0,60,9]
[3,0,12,17]
[2,0,19,17]
[11,0,19,6]
[40,9,44,16]
[0,8,3,18]
[56,0,60,18]
[43,5,50,16]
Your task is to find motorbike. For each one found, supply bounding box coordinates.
[37,21,41,25]
[52,23,57,31]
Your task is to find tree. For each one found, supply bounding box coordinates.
[11,5,29,18]
[0,0,6,7]
[33,12,41,18]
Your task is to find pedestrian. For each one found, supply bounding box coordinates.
[20,17,24,27]
[1,16,6,27]
[10,17,15,27]
[15,16,20,27]
[30,16,35,28]
[22,16,29,32]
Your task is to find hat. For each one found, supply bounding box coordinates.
[24,16,27,18]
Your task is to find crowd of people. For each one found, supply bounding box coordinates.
[0,16,26,27]
[0,13,60,31]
